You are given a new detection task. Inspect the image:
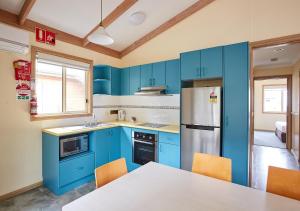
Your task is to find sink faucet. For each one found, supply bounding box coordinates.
[85,113,98,127]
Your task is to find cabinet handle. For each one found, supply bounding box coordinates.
[78,166,84,170]
[149,78,152,86]
[160,144,162,152]
[225,116,229,127]
[197,67,200,77]
[153,78,155,86]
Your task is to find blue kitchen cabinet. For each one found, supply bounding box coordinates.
[120,127,141,171]
[223,42,249,186]
[91,127,121,168]
[152,61,166,86]
[166,59,180,94]
[59,152,94,187]
[42,133,94,195]
[109,127,121,161]
[158,132,180,168]
[111,67,121,95]
[141,64,153,87]
[158,143,180,168]
[180,50,200,80]
[130,66,141,95]
[200,46,223,78]
[121,68,130,95]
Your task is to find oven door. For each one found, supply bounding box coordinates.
[133,140,156,165]
[60,137,80,158]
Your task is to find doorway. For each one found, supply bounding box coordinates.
[250,41,300,190]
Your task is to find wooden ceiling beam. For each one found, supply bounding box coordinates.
[120,0,215,57]
[19,0,36,25]
[0,9,121,58]
[83,0,138,46]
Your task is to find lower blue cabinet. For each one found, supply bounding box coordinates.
[158,143,180,168]
[91,127,121,168]
[59,152,94,187]
[120,127,141,171]
[158,132,180,168]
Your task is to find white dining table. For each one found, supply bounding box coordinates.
[62,162,300,211]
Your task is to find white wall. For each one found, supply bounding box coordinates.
[254,79,287,131]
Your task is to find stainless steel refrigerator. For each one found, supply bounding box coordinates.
[181,86,221,171]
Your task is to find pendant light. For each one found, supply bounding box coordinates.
[88,0,114,45]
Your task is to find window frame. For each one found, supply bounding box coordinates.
[262,84,287,114]
[31,46,93,121]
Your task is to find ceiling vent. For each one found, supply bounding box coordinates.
[0,23,29,54]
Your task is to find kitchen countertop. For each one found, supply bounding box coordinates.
[42,121,180,136]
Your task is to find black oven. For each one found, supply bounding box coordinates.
[133,131,157,165]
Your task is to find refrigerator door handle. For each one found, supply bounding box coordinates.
[185,124,219,131]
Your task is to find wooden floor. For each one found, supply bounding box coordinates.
[251,145,299,190]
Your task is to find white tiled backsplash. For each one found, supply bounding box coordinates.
[93,95,180,125]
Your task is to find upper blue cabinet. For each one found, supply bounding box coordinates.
[129,66,141,95]
[166,59,180,94]
[152,61,166,87]
[111,67,121,95]
[93,65,120,95]
[180,46,223,81]
[121,68,130,96]
[140,62,166,88]
[180,50,200,80]
[141,64,152,87]
[200,46,223,79]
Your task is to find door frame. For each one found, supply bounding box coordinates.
[253,75,292,150]
[249,33,300,186]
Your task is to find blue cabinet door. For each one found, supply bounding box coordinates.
[120,127,134,171]
[109,127,121,162]
[158,143,180,168]
[121,68,130,95]
[141,64,153,87]
[130,66,141,95]
[152,61,166,87]
[223,42,249,186]
[59,152,94,187]
[166,59,180,94]
[111,67,121,95]
[180,50,200,80]
[93,129,111,168]
[200,46,223,79]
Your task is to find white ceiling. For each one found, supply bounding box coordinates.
[254,43,300,69]
[0,0,198,51]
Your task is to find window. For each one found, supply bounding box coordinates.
[263,85,287,113]
[32,47,93,120]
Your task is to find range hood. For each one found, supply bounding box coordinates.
[134,86,166,96]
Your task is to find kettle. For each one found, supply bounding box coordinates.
[118,110,126,121]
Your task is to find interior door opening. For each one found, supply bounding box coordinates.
[250,42,300,190]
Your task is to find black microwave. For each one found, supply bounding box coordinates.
[59,134,89,159]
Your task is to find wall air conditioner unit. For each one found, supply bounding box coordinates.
[0,23,29,54]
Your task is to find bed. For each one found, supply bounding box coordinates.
[275,121,287,143]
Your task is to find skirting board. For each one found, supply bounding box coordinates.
[0,181,42,201]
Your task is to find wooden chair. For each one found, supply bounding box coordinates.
[266,166,300,201]
[95,158,128,188]
[192,153,232,182]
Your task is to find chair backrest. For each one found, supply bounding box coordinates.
[192,153,232,182]
[266,166,300,201]
[95,158,128,188]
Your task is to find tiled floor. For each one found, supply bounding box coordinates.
[0,182,95,211]
[254,131,286,149]
[251,145,299,190]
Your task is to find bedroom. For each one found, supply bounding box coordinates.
[251,43,300,190]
